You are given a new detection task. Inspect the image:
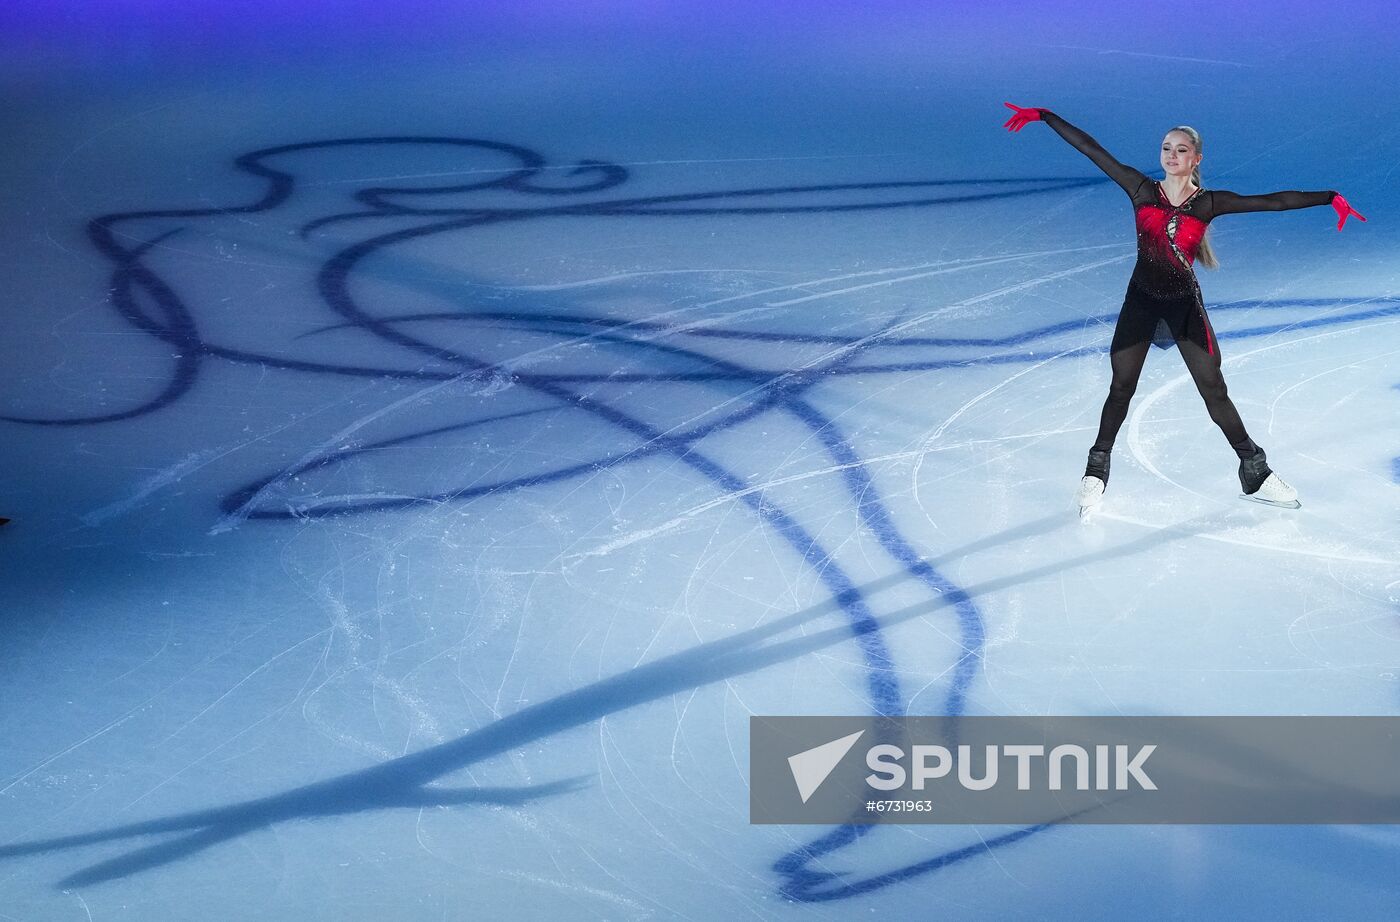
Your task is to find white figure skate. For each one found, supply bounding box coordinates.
[1077,475,1106,520]
[1238,446,1300,510]
[1240,472,1300,510]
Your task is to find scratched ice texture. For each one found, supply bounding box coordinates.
[2,1,1399,919]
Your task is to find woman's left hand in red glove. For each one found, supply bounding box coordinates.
[1332,193,1366,231]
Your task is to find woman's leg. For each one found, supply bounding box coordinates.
[1176,335,1253,453]
[1091,338,1152,453]
[1177,334,1297,501]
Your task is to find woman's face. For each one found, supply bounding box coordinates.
[1161,131,1201,180]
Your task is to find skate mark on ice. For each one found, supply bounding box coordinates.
[3,511,1221,893]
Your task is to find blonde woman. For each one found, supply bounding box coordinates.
[1003,103,1365,514]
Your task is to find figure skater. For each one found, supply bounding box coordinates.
[1003,103,1365,514]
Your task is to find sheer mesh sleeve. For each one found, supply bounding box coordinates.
[1038,109,1149,198]
[1206,189,1337,218]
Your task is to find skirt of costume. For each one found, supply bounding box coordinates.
[1108,278,1217,355]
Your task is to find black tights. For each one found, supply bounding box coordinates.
[1091,337,1251,454]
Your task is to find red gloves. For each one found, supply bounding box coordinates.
[1331,193,1366,231]
[1002,102,1043,132]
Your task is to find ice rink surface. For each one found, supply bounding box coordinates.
[2,1,1398,918]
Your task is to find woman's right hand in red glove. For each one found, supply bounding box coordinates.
[1003,103,1044,132]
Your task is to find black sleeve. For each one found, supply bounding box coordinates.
[1207,189,1337,218]
[1038,109,1149,198]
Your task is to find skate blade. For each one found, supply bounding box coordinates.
[1238,493,1301,510]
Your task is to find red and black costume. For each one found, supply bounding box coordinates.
[1037,109,1336,464]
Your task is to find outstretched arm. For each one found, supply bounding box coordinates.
[1210,189,1335,214]
[1211,189,1366,230]
[1004,103,1148,197]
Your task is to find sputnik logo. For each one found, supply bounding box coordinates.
[788,730,865,803]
